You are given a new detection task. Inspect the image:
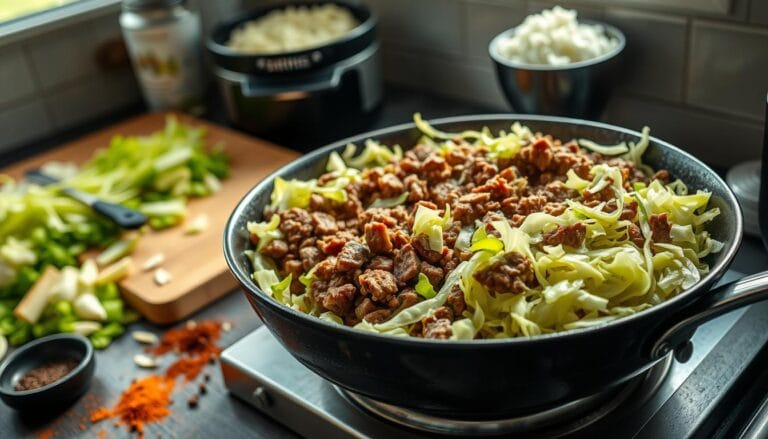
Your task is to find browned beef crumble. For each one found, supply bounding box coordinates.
[473,251,536,295]
[542,223,587,248]
[649,213,672,243]
[253,133,663,338]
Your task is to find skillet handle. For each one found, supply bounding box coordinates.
[650,271,768,361]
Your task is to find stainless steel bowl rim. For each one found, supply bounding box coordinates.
[488,19,626,71]
[224,114,741,348]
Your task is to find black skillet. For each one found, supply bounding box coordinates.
[224,112,768,419]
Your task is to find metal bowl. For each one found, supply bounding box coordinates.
[489,20,625,119]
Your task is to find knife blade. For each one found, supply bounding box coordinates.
[25,169,147,229]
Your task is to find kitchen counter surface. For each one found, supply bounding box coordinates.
[1,85,767,438]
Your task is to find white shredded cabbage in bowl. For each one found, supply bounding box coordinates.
[496,6,618,66]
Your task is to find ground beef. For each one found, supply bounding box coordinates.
[359,269,399,302]
[650,213,672,243]
[621,200,638,221]
[421,156,452,182]
[261,239,288,259]
[279,208,314,244]
[394,244,421,283]
[364,309,392,323]
[314,258,337,280]
[299,246,322,271]
[254,127,671,337]
[354,298,378,321]
[311,212,338,236]
[336,241,370,271]
[368,256,394,271]
[445,285,466,317]
[393,289,421,312]
[542,223,587,248]
[474,252,535,295]
[402,174,428,203]
[628,223,645,247]
[321,284,357,316]
[420,262,444,287]
[318,237,346,256]
[653,169,670,183]
[421,316,452,339]
[411,234,443,264]
[364,222,393,255]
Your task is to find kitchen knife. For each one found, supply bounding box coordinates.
[25,169,147,229]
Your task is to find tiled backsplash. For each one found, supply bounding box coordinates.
[0,9,139,155]
[0,0,766,166]
[369,0,768,165]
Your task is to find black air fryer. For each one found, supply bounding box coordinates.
[207,1,383,150]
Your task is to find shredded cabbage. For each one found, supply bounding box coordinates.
[249,116,724,340]
[415,273,437,299]
[342,140,403,169]
[412,204,452,252]
[369,192,409,209]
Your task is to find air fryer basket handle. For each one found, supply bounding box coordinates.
[650,271,768,360]
[240,69,342,98]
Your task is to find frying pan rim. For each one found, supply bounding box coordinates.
[224,113,743,348]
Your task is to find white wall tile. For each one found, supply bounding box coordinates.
[466,0,527,61]
[0,47,37,106]
[44,71,140,129]
[604,96,763,166]
[365,0,465,56]
[688,20,768,121]
[89,10,122,42]
[25,18,108,89]
[539,0,748,20]
[382,45,507,110]
[604,8,687,102]
[750,0,768,26]
[0,100,52,153]
[527,1,604,20]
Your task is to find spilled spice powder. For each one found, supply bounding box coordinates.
[90,320,225,436]
[90,376,174,437]
[165,355,210,381]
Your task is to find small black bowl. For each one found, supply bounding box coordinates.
[0,333,95,411]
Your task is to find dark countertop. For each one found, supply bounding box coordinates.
[1,85,767,438]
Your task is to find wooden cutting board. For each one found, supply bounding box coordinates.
[2,112,298,324]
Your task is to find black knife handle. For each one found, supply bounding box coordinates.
[92,201,147,229]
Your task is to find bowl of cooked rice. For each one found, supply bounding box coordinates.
[489,6,625,119]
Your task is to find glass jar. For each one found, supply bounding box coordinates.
[120,0,204,112]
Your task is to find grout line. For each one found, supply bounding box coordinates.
[17,43,58,128]
[680,16,692,104]
[460,0,470,58]
[613,91,764,126]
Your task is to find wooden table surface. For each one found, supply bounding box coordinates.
[1,288,300,439]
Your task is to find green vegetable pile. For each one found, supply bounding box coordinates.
[0,117,229,348]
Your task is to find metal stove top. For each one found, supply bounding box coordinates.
[220,270,768,438]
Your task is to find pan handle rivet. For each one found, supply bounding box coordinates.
[252,386,272,409]
[674,340,694,363]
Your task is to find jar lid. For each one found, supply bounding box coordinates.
[122,0,183,11]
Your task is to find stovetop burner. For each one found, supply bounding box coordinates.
[338,355,671,437]
[220,270,768,438]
